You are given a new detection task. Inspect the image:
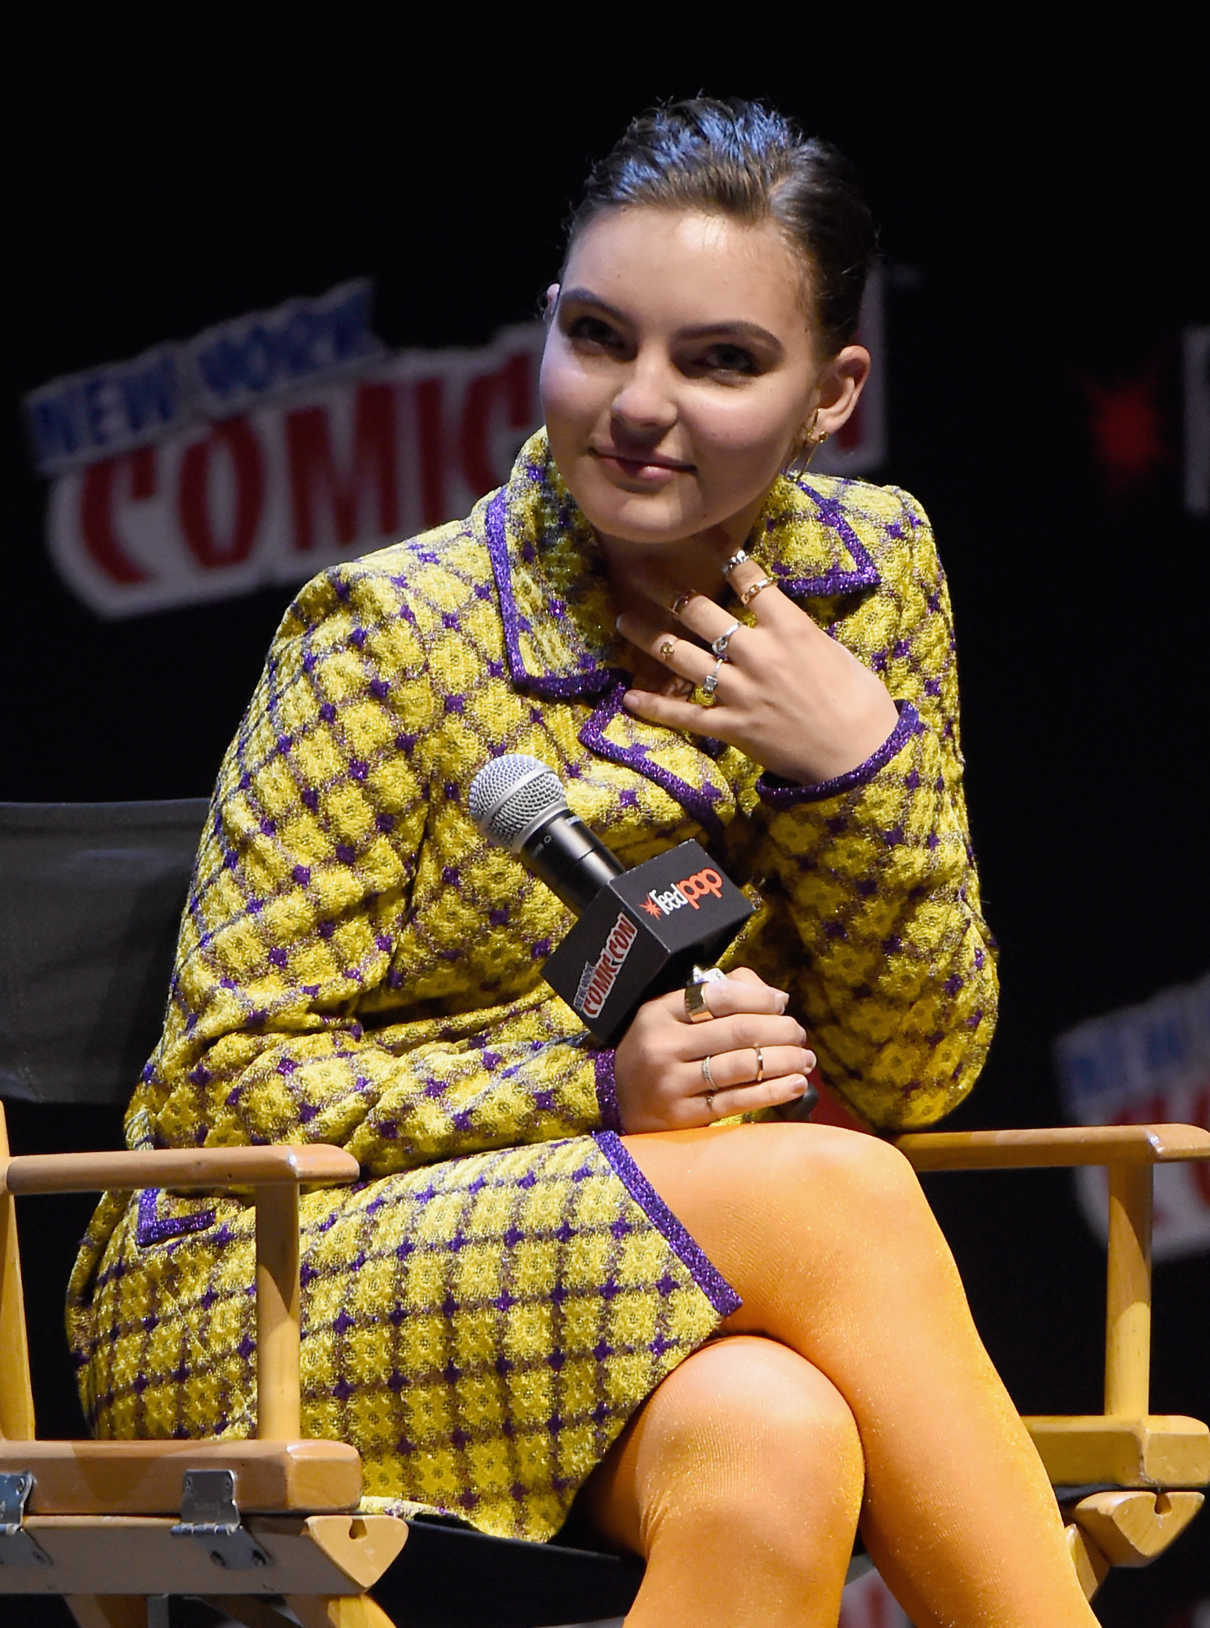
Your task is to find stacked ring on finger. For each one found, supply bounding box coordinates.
[723,549,749,575]
[700,657,725,700]
[669,589,696,617]
[710,619,740,659]
[738,575,775,608]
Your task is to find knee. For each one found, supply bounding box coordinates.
[637,1336,864,1548]
[772,1123,930,1234]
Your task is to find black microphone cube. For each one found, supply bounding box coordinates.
[542,840,754,1044]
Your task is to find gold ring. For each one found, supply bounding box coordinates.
[669,589,695,617]
[659,638,678,663]
[739,575,775,608]
[754,1045,765,1084]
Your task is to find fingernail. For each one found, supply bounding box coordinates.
[804,1051,817,1071]
[777,993,789,1012]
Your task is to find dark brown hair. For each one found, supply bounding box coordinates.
[564,98,877,359]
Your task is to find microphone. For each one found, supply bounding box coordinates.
[467,754,625,914]
[469,754,754,1043]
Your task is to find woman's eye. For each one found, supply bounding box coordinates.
[701,344,759,375]
[567,315,620,348]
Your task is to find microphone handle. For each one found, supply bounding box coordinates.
[519,811,627,915]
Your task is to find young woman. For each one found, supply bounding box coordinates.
[69,100,1098,1626]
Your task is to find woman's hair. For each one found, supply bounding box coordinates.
[564,97,877,359]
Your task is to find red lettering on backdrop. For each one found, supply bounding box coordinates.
[178,419,264,570]
[79,445,157,584]
[459,351,534,495]
[285,382,398,552]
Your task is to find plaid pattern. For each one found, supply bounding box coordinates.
[67,431,996,1540]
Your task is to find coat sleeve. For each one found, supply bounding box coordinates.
[745,489,997,1131]
[131,560,618,1179]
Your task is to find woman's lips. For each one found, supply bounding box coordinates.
[592,447,693,482]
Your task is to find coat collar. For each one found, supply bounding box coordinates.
[478,430,881,700]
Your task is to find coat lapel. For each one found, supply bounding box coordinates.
[479,432,882,839]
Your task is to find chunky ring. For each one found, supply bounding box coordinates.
[699,656,725,701]
[658,637,678,663]
[669,589,695,617]
[701,1054,717,1089]
[754,1045,765,1084]
[739,575,775,608]
[723,549,749,575]
[710,619,740,659]
[684,965,725,1022]
[684,982,712,1023]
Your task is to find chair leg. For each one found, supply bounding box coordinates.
[64,1598,151,1628]
[285,1594,400,1628]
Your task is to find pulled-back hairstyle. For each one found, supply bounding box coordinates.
[564,98,877,359]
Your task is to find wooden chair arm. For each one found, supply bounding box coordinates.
[0,1139,360,1446]
[0,1143,360,1196]
[896,1123,1210,1171]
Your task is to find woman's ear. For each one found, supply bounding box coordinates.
[815,345,871,438]
[543,283,560,324]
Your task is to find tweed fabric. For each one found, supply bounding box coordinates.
[67,429,997,1541]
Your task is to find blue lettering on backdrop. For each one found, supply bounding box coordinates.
[23,281,384,476]
[191,283,383,411]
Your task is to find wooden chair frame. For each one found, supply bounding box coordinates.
[2,1113,1207,1625]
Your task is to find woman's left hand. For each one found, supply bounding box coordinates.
[616,548,900,785]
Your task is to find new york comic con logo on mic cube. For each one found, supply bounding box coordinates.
[543,841,754,1044]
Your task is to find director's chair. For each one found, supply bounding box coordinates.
[1,800,1206,1627]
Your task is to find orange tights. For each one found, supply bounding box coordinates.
[579,1123,1099,1628]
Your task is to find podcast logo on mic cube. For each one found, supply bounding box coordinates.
[544,842,753,1043]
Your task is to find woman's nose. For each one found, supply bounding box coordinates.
[610,356,677,435]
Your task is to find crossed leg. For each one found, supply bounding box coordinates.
[581,1121,1099,1627]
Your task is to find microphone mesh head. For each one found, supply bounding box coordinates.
[468,755,567,851]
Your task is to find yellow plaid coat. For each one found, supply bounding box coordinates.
[67,430,997,1541]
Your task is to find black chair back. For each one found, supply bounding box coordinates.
[0,800,207,1106]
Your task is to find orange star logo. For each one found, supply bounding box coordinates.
[641,895,662,918]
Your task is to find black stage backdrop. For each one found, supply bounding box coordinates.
[7,57,1208,1626]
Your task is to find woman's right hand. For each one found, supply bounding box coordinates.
[613,967,816,1132]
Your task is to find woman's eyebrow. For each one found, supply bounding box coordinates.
[559,289,783,356]
[677,320,783,355]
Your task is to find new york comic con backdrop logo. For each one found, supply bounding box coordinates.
[23,277,888,618]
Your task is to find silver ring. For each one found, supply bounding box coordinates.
[701,1054,716,1088]
[700,656,725,700]
[684,980,712,1023]
[710,620,740,659]
[754,1045,765,1084]
[703,1088,716,1117]
[723,549,749,575]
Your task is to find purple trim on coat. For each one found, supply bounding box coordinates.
[594,1050,623,1131]
[594,1131,742,1318]
[485,489,614,701]
[761,482,881,597]
[580,683,725,846]
[136,1187,216,1247]
[757,702,924,807]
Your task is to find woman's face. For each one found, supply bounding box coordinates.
[540,206,866,555]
